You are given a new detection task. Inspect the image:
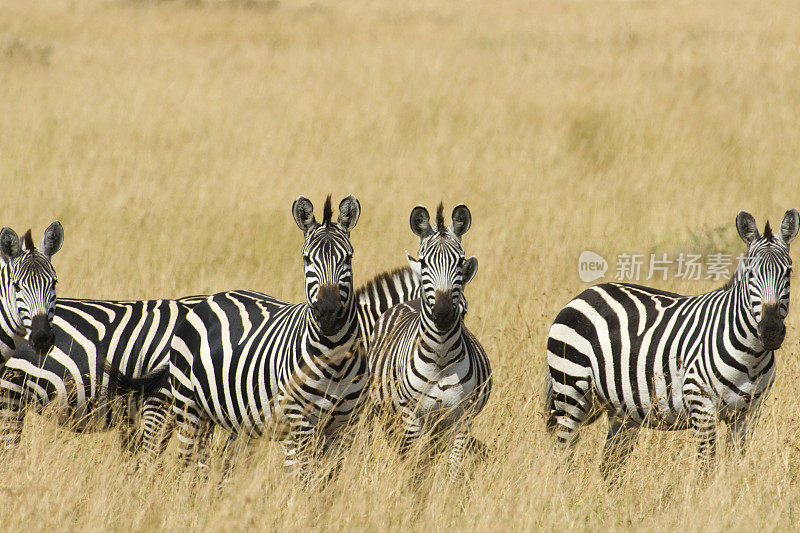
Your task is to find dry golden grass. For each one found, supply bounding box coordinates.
[2,0,800,530]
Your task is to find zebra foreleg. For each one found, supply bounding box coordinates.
[727,403,762,456]
[282,412,317,486]
[0,381,27,456]
[398,405,423,459]
[447,423,472,481]
[687,389,718,470]
[599,415,639,481]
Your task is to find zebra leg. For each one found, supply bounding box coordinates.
[551,377,595,451]
[135,396,174,468]
[398,405,423,458]
[727,403,762,456]
[173,399,210,470]
[686,389,718,469]
[447,423,472,481]
[194,423,215,471]
[282,411,317,484]
[599,414,639,480]
[0,381,27,455]
[219,432,241,486]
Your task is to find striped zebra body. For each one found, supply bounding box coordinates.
[128,265,423,466]
[0,295,204,450]
[368,204,491,480]
[153,195,365,476]
[0,222,63,361]
[545,209,798,473]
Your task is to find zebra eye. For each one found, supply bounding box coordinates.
[12,282,20,292]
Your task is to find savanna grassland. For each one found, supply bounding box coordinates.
[2,0,800,530]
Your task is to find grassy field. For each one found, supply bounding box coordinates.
[3,0,800,530]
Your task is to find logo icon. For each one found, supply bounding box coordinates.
[578,250,607,283]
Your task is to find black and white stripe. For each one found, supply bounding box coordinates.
[545,209,798,473]
[0,222,63,361]
[0,295,205,451]
[368,204,492,479]
[134,195,367,478]
[126,267,424,468]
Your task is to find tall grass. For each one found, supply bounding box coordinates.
[1,0,800,530]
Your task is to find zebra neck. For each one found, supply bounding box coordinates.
[0,265,23,360]
[724,278,770,363]
[416,312,465,368]
[304,303,359,363]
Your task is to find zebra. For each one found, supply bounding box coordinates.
[368,203,492,480]
[0,222,63,361]
[545,209,798,474]
[124,266,427,471]
[0,294,206,452]
[129,194,368,479]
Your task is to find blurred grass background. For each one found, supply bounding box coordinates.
[2,0,800,530]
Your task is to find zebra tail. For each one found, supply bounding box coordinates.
[103,362,169,398]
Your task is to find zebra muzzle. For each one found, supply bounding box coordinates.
[431,290,459,331]
[314,284,346,335]
[28,313,55,354]
[758,304,785,351]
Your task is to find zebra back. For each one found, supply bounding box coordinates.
[355,266,419,353]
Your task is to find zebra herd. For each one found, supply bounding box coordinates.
[0,198,796,485]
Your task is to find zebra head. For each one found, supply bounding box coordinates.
[293,195,360,337]
[0,221,63,354]
[406,203,478,333]
[736,209,798,351]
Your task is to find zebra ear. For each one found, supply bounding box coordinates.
[337,195,360,233]
[292,196,317,234]
[406,251,421,279]
[451,204,472,237]
[736,211,760,245]
[41,221,63,258]
[462,256,478,285]
[410,206,433,239]
[779,208,799,246]
[0,227,21,260]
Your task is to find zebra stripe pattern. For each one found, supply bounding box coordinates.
[0,222,63,361]
[0,295,205,452]
[156,195,366,477]
[125,265,423,466]
[545,209,798,473]
[368,203,492,480]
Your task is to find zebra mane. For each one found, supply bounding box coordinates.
[322,195,333,226]
[435,203,445,234]
[763,221,773,241]
[22,230,34,252]
[355,266,416,300]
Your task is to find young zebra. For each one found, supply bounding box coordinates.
[0,222,63,360]
[545,209,798,474]
[143,195,367,477]
[0,294,206,451]
[368,203,492,480]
